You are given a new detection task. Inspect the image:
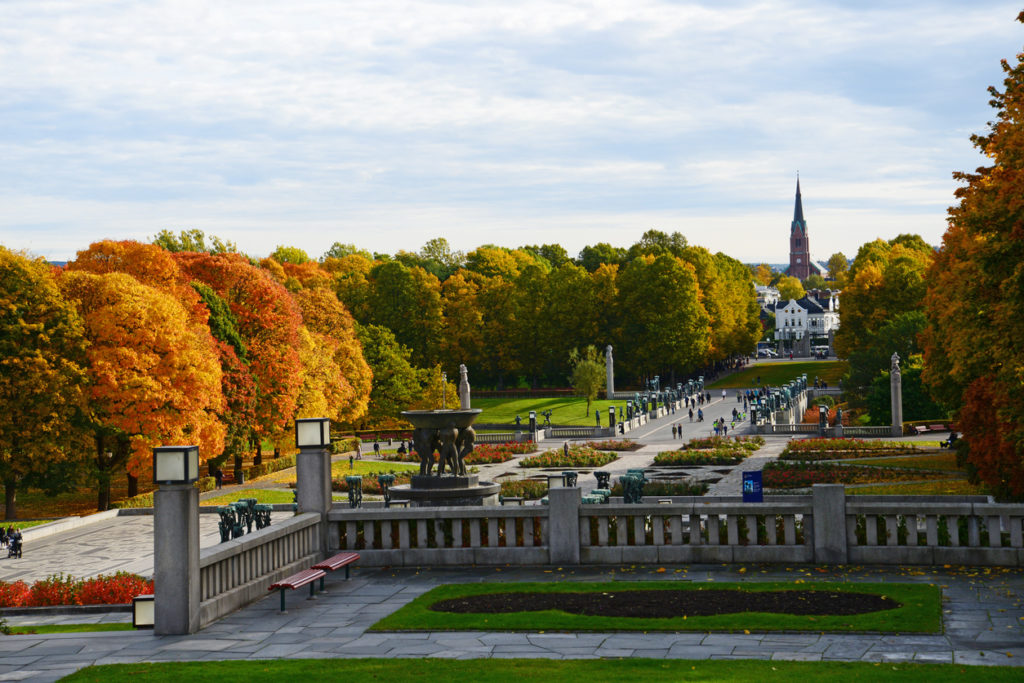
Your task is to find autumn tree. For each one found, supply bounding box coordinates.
[775,275,805,301]
[0,249,88,519]
[175,252,303,447]
[751,263,774,286]
[270,245,311,265]
[568,346,605,416]
[578,243,627,272]
[60,271,226,510]
[922,18,1024,497]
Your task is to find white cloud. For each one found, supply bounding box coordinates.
[0,0,1018,263]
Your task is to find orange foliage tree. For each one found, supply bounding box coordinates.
[922,18,1024,498]
[59,271,225,510]
[174,253,303,449]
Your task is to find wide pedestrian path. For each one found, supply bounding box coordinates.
[2,563,1022,681]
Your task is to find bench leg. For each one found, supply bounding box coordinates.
[345,565,350,580]
[308,582,317,600]
[279,588,287,613]
[319,575,326,593]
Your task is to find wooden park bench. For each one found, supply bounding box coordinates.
[928,424,949,432]
[268,568,325,613]
[311,551,360,591]
[912,425,931,435]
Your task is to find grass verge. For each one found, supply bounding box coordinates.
[707,361,847,390]
[472,397,623,426]
[849,480,987,496]
[8,622,132,634]
[370,581,940,633]
[61,658,1023,682]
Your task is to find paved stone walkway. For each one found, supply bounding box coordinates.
[2,564,1022,681]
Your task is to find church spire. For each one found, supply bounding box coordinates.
[792,176,805,228]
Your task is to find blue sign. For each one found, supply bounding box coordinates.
[742,471,763,503]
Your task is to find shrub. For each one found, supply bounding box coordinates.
[653,449,745,466]
[518,446,617,468]
[76,572,153,605]
[0,580,30,608]
[684,436,763,451]
[583,439,640,451]
[500,479,547,500]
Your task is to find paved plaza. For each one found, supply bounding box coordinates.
[1,564,1023,681]
[1,386,1022,680]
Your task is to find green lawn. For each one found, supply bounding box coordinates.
[371,581,940,633]
[707,361,847,389]
[203,488,348,505]
[472,397,624,426]
[61,658,1023,682]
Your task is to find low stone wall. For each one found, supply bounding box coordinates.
[197,512,321,628]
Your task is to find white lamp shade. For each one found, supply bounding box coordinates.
[133,594,154,628]
[295,418,330,448]
[547,474,564,489]
[152,446,199,484]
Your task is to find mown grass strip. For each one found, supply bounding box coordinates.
[707,361,847,389]
[60,658,1023,682]
[370,581,940,633]
[7,622,132,634]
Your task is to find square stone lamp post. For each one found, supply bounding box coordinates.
[152,444,201,635]
[294,417,333,551]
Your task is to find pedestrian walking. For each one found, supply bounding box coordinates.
[688,408,693,422]
[214,467,223,490]
[671,424,677,439]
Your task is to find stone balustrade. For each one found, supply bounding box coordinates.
[197,512,321,627]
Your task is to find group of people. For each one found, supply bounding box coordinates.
[1,525,23,558]
[683,392,713,409]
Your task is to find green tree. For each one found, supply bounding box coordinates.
[627,229,688,260]
[568,346,606,416]
[0,249,88,519]
[270,245,311,265]
[826,252,849,287]
[803,273,827,290]
[355,324,420,427]
[578,243,627,272]
[321,242,373,262]
[775,275,805,301]
[866,363,944,425]
[151,229,237,254]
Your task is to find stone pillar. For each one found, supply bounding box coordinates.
[297,446,332,553]
[890,352,903,437]
[548,486,581,565]
[154,484,200,635]
[605,345,615,400]
[459,363,471,410]
[812,484,848,564]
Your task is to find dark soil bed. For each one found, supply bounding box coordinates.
[430,589,899,618]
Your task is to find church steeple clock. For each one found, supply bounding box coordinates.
[789,176,811,280]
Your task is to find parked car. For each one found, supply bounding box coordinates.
[757,348,778,358]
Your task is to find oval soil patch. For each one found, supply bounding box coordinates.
[430,589,899,618]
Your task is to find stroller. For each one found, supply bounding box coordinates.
[7,532,21,558]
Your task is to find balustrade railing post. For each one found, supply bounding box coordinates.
[812,484,848,564]
[549,486,582,565]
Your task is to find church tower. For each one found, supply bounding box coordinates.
[788,177,811,280]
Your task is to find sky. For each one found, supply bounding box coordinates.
[1,1,1022,265]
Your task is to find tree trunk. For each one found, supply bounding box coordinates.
[96,471,111,511]
[4,478,17,520]
[127,473,138,498]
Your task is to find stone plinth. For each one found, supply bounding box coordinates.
[390,474,500,507]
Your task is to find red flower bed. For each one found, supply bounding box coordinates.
[0,572,153,607]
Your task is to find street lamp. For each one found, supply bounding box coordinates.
[295,417,331,450]
[152,445,199,485]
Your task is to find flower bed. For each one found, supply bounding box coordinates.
[583,439,641,452]
[518,446,618,468]
[0,572,153,608]
[653,449,745,466]
[683,435,764,452]
[781,438,919,459]
[762,462,958,489]
[499,479,548,500]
